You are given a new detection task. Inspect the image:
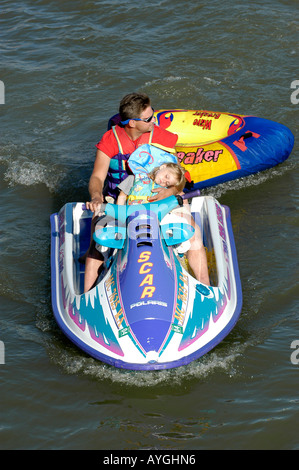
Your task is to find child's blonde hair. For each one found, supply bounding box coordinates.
[149,163,186,192]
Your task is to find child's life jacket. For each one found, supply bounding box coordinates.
[126,144,178,205]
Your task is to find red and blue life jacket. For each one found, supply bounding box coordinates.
[105,126,153,199]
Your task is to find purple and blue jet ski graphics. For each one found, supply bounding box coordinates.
[50,193,242,370]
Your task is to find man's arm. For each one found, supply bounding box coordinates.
[86,149,111,212]
[147,185,178,202]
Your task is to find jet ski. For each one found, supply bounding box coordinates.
[50,191,242,370]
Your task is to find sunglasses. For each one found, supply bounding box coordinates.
[120,108,155,125]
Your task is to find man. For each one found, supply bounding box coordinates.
[84,92,209,291]
[86,93,177,210]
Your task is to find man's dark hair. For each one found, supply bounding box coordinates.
[119,93,151,121]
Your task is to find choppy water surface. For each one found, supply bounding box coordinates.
[0,0,298,450]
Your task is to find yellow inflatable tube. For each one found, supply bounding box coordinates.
[155,109,241,145]
[107,109,294,190]
[154,109,294,189]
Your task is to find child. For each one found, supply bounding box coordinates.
[117,162,186,205]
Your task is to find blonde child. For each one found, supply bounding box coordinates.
[117,162,186,205]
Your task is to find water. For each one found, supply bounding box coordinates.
[0,0,298,451]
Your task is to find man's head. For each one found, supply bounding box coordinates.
[119,93,155,127]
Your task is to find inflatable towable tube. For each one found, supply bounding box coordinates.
[108,109,294,190]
